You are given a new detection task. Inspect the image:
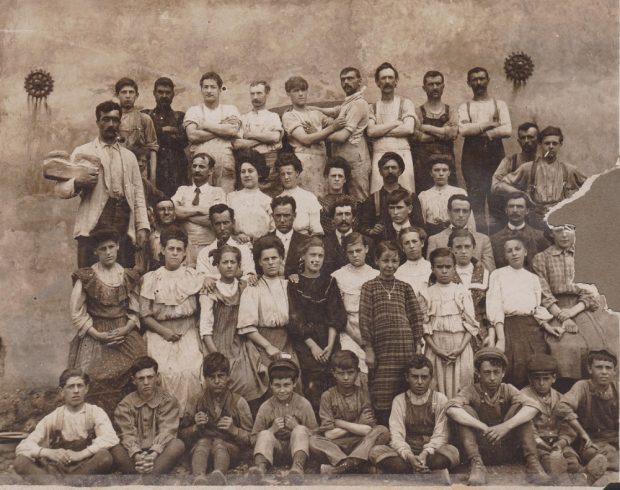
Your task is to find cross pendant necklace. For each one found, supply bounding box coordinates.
[379,279,396,300]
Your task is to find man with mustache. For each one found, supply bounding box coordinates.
[458,67,512,235]
[491,122,539,196]
[367,62,416,195]
[143,77,189,197]
[314,67,372,202]
[358,152,423,245]
[496,126,587,230]
[412,71,459,193]
[54,100,150,268]
[171,153,226,267]
[233,81,283,197]
[490,191,550,268]
[322,195,372,276]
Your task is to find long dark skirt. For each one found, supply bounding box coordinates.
[504,315,549,388]
[68,316,146,417]
[546,294,619,379]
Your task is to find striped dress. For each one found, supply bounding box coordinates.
[359,277,424,411]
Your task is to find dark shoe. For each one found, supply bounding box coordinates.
[546,450,568,477]
[247,464,266,484]
[437,467,451,486]
[525,455,552,485]
[193,474,209,486]
[288,466,304,485]
[208,469,227,485]
[585,454,608,484]
[468,456,487,486]
[333,457,364,475]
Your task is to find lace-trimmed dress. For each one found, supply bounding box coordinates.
[140,266,205,417]
[68,263,146,416]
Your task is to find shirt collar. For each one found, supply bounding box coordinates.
[342,88,366,105]
[62,405,87,415]
[276,229,293,241]
[549,244,575,256]
[335,229,352,242]
[507,222,526,231]
[131,390,163,409]
[96,137,121,150]
[406,389,431,404]
[449,224,469,230]
[392,221,408,232]
[192,182,212,192]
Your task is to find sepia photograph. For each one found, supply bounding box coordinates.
[0,0,618,487]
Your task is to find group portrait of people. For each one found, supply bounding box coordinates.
[18,61,618,486]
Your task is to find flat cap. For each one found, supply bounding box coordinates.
[268,356,299,378]
[527,354,558,374]
[474,346,508,366]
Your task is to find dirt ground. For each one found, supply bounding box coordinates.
[0,444,617,487]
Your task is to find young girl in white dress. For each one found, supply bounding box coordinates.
[422,248,479,398]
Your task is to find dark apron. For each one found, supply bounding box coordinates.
[460,100,506,234]
[412,105,457,193]
[404,392,435,454]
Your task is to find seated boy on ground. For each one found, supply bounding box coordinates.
[180,352,253,485]
[523,353,608,484]
[248,357,318,484]
[369,354,458,482]
[445,347,551,485]
[111,356,185,476]
[555,349,619,480]
[309,350,389,475]
[14,369,118,484]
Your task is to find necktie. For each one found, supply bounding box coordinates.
[192,187,201,206]
[216,239,227,249]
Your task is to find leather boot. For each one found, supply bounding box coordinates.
[468,456,487,486]
[289,451,307,484]
[247,454,268,484]
[546,450,568,477]
[585,454,608,484]
[525,455,552,484]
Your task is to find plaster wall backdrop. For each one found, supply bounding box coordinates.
[0,0,617,387]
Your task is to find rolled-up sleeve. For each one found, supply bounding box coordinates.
[445,385,477,412]
[15,413,54,460]
[555,380,587,423]
[318,391,336,433]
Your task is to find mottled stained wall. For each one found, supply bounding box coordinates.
[0,0,617,387]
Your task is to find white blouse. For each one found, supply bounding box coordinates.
[227,188,275,240]
[486,266,553,325]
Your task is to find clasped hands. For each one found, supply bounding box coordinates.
[270,415,299,433]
